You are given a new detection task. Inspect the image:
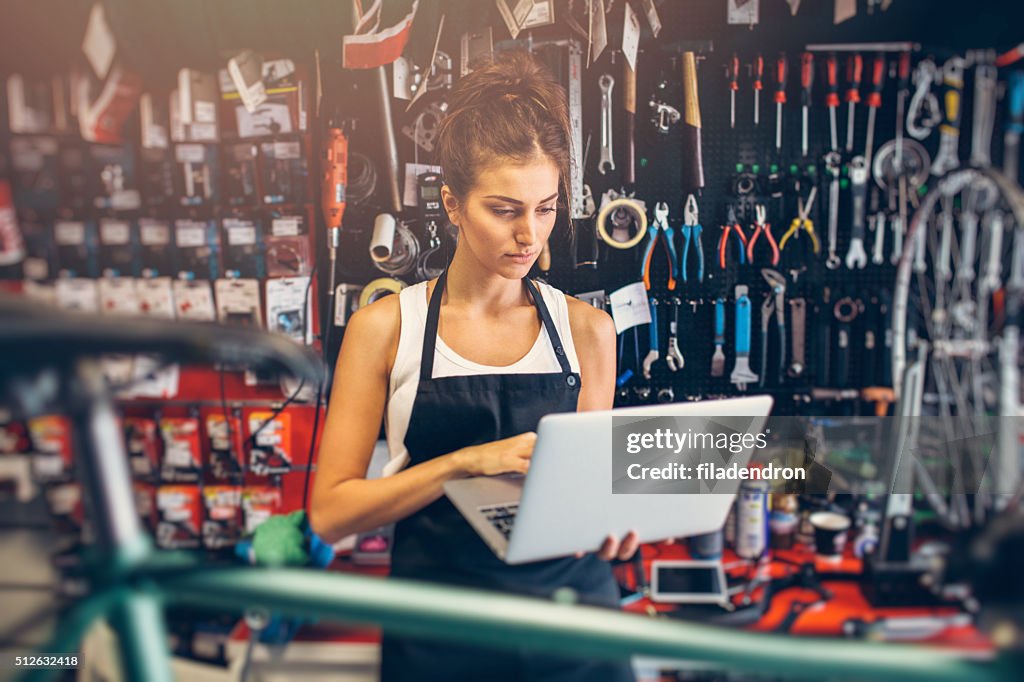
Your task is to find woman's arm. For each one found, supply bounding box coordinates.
[566,297,617,412]
[309,296,535,545]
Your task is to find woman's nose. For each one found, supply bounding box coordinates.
[514,214,540,246]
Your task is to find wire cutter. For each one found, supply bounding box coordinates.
[778,185,820,254]
[746,204,779,265]
[679,194,705,282]
[641,202,678,290]
[718,205,748,269]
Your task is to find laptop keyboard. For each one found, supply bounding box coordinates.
[479,503,519,539]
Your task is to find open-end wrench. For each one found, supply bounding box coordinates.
[787,298,807,378]
[598,74,616,174]
[711,298,726,377]
[665,297,684,371]
[845,156,869,269]
[931,56,965,177]
[824,151,842,269]
[730,286,758,391]
[936,196,953,282]
[969,51,998,168]
[642,298,659,379]
[871,211,887,265]
[980,211,1005,294]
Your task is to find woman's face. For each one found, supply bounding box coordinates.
[442,155,560,279]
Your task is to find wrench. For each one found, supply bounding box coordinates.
[642,297,659,379]
[824,152,842,269]
[969,52,998,168]
[890,213,905,266]
[762,268,787,385]
[598,74,616,174]
[787,298,807,378]
[931,57,965,177]
[759,294,774,388]
[980,211,1005,294]
[871,211,887,265]
[845,156,869,269]
[665,298,684,371]
[730,286,759,391]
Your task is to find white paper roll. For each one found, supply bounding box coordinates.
[370,213,397,262]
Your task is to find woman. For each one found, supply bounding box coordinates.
[310,51,637,681]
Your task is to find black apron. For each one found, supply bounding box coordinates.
[380,271,635,682]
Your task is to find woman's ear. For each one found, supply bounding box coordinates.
[441,184,461,227]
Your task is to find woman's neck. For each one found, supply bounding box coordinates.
[444,246,529,315]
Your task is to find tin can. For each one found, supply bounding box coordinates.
[689,529,724,559]
[735,479,770,559]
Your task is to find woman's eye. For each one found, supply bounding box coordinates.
[538,207,557,215]
[491,209,516,217]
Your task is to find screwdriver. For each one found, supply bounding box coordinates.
[775,52,788,151]
[825,52,839,151]
[864,52,886,170]
[753,54,764,126]
[800,52,814,157]
[844,53,863,153]
[728,53,740,129]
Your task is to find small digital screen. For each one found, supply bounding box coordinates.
[657,566,721,594]
[421,186,440,200]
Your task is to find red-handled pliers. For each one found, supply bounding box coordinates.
[718,205,748,269]
[746,204,779,266]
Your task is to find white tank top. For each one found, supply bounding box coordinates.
[382,280,581,477]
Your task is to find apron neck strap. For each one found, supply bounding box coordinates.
[420,270,573,382]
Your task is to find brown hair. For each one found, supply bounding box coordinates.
[436,51,573,212]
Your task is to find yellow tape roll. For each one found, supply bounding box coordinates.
[358,277,406,308]
[596,198,648,249]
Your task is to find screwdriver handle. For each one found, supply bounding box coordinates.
[845,53,863,104]
[753,54,764,91]
[867,53,886,108]
[729,53,740,92]
[825,52,839,108]
[775,53,788,104]
[800,52,814,106]
[1008,70,1024,135]
[897,51,912,91]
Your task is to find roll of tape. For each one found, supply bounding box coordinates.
[359,277,406,308]
[370,213,397,262]
[596,198,647,249]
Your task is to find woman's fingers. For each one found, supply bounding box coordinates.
[617,530,640,561]
[597,534,620,561]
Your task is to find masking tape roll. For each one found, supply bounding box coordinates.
[596,198,648,249]
[359,277,406,308]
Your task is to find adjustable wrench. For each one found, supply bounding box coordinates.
[598,74,616,174]
[787,298,807,378]
[665,297,684,371]
[845,156,869,269]
[931,57,965,177]
[730,286,759,391]
[642,298,659,379]
[824,152,842,269]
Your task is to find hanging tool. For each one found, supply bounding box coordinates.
[969,51,998,168]
[642,298,660,380]
[753,54,765,126]
[641,202,679,291]
[681,51,705,190]
[322,125,349,307]
[864,53,886,171]
[718,205,748,269]
[845,156,869,269]
[665,297,684,372]
[871,210,887,266]
[730,286,758,391]
[1004,71,1024,184]
[711,298,726,377]
[759,269,787,387]
[824,152,842,269]
[931,56,965,176]
[894,51,912,171]
[779,185,820,254]
[906,58,941,141]
[728,53,740,129]
[624,60,638,185]
[833,297,860,387]
[825,52,840,152]
[800,52,814,157]
[747,204,779,266]
[774,52,788,152]
[679,194,705,282]
[598,74,615,174]
[844,53,863,153]
[788,298,807,378]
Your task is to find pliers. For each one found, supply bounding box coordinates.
[718,205,748,269]
[746,204,779,266]
[679,194,705,283]
[778,185,821,254]
[759,268,787,387]
[641,202,679,290]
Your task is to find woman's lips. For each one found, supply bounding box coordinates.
[504,252,535,264]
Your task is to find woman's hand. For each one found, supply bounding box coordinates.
[576,530,640,561]
[450,432,537,477]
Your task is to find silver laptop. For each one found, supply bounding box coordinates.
[443,396,774,564]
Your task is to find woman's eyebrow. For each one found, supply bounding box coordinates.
[482,192,559,204]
